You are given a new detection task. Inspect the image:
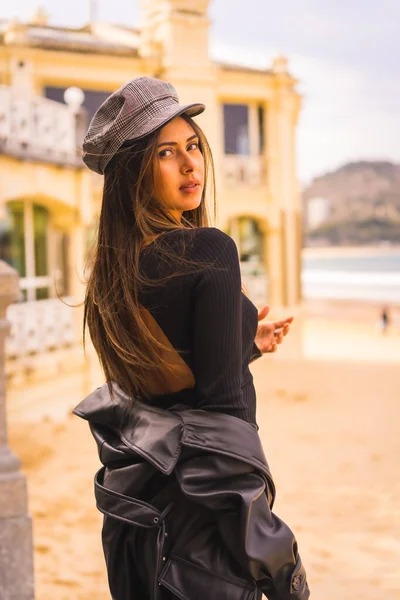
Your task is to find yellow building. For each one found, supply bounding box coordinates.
[0,0,302,382]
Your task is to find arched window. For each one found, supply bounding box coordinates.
[225,216,268,304]
[238,217,263,263]
[0,200,69,302]
[0,201,25,277]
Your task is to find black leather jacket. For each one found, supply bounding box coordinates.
[73,383,310,600]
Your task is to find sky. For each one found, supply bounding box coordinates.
[1,0,399,184]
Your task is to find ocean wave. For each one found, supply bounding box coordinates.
[302,284,400,302]
[302,270,400,286]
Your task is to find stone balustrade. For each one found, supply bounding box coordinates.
[6,297,76,359]
[241,260,268,307]
[0,84,85,167]
[223,155,268,188]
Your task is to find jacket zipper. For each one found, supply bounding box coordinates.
[152,520,165,600]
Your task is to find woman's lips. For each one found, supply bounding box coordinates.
[179,183,201,193]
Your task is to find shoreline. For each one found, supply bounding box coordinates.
[300,298,400,326]
[302,245,400,257]
[302,295,400,311]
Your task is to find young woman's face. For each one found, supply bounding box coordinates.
[153,116,205,221]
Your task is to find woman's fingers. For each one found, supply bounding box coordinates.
[262,321,292,352]
[272,316,294,328]
[273,328,285,340]
[258,305,270,321]
[274,323,290,338]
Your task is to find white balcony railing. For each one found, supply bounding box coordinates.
[6,298,76,359]
[241,259,268,307]
[0,85,85,166]
[223,155,267,188]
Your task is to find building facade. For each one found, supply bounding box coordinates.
[0,0,302,381]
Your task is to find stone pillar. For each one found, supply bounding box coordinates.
[0,261,34,600]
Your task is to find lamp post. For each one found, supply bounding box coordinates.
[64,86,86,156]
[63,86,85,112]
[0,261,34,599]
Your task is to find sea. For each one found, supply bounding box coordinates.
[301,248,400,304]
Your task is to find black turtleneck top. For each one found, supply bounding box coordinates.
[138,226,263,425]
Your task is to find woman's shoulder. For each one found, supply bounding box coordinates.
[165,226,229,239]
[171,227,237,257]
[190,227,233,243]
[192,227,238,262]
[150,227,239,274]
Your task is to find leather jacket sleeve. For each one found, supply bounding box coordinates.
[175,450,309,600]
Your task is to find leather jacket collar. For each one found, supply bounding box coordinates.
[74,383,275,499]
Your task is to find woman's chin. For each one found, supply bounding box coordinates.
[180,197,202,212]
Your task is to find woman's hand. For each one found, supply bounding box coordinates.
[255,305,293,354]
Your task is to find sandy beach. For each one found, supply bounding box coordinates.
[7,306,400,600]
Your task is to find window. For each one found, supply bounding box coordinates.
[257,105,265,154]
[238,217,263,262]
[33,204,49,300]
[53,230,70,297]
[0,200,69,302]
[0,201,26,275]
[223,104,250,155]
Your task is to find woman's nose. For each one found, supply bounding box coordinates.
[181,152,196,173]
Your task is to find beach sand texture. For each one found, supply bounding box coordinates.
[7,314,400,600]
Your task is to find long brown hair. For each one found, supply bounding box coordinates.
[84,115,222,401]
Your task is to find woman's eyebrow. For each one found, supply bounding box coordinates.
[157,134,198,148]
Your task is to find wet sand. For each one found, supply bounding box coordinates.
[8,312,400,600]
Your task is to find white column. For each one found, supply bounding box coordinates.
[248,103,258,157]
[265,226,283,308]
[24,201,35,302]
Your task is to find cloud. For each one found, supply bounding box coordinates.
[293,55,400,182]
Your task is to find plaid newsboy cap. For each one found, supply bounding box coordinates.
[82,76,205,174]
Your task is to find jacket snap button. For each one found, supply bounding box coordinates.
[292,575,303,591]
[162,556,166,561]
[153,517,159,524]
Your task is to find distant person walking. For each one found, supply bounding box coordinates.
[379,306,390,334]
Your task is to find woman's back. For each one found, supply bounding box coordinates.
[138,226,261,424]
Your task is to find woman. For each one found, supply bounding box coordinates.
[74,76,310,600]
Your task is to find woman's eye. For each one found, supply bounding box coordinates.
[159,142,199,157]
[159,148,173,158]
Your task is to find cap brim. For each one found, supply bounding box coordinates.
[122,102,206,146]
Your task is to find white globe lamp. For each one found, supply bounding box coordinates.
[64,86,85,112]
